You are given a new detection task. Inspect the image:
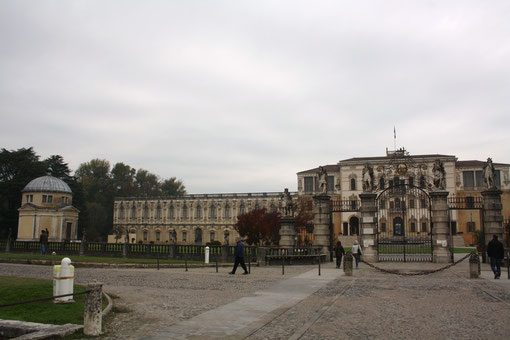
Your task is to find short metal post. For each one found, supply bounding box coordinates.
[185,253,188,272]
[157,254,160,271]
[216,255,218,273]
[318,254,321,276]
[507,249,509,280]
[282,255,285,275]
[248,253,251,274]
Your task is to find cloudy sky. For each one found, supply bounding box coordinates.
[1,1,509,193]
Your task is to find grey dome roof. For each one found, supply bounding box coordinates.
[22,176,72,194]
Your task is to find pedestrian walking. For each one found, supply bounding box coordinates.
[487,234,504,279]
[229,237,249,275]
[352,240,362,269]
[335,241,345,268]
[39,230,48,255]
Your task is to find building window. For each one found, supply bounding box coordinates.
[379,177,385,190]
[26,194,33,203]
[131,205,137,219]
[156,231,160,241]
[420,198,427,208]
[169,205,174,219]
[182,231,187,242]
[196,205,202,219]
[421,222,428,232]
[350,178,356,191]
[380,199,386,209]
[304,177,314,193]
[409,199,415,209]
[182,205,188,219]
[119,205,125,219]
[467,221,475,233]
[42,195,53,203]
[411,222,416,232]
[210,231,215,242]
[395,198,401,209]
[143,231,148,241]
[254,203,260,210]
[224,205,230,218]
[210,205,216,218]
[143,205,149,219]
[327,176,335,192]
[419,176,426,189]
[270,204,276,213]
[156,205,161,219]
[409,177,414,187]
[463,171,475,188]
[381,222,387,233]
[239,204,245,215]
[466,196,475,209]
[351,200,357,210]
[390,200,395,209]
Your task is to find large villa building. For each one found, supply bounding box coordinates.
[112,149,510,246]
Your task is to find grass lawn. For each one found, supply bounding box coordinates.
[0,252,207,264]
[0,276,93,325]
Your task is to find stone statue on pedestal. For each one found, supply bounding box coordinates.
[432,159,446,190]
[318,166,328,194]
[483,157,496,189]
[280,188,295,216]
[362,163,374,192]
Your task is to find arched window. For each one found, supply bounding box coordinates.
[350,178,356,191]
[131,205,137,219]
[182,205,188,219]
[143,204,149,219]
[156,205,161,219]
[395,198,401,209]
[420,176,426,189]
[239,204,245,215]
[379,177,385,190]
[210,205,216,218]
[270,203,276,213]
[119,204,124,219]
[196,205,202,219]
[210,231,215,242]
[169,205,174,219]
[255,203,260,210]
[224,205,230,218]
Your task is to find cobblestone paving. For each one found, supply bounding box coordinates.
[2,260,510,340]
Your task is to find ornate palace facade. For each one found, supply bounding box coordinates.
[297,149,510,246]
[112,192,290,245]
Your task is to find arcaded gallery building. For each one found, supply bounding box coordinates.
[113,149,510,246]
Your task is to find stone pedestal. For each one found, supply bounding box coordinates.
[430,190,451,263]
[359,193,378,263]
[469,253,480,279]
[279,217,296,248]
[84,281,103,336]
[313,194,331,255]
[343,252,353,276]
[482,189,504,249]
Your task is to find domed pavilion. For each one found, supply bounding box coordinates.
[17,175,79,242]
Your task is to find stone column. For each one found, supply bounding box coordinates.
[84,281,103,336]
[279,217,296,248]
[430,190,451,263]
[359,193,378,263]
[482,189,504,249]
[313,194,331,255]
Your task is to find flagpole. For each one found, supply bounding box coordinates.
[394,126,396,151]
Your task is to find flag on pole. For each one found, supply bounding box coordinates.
[394,126,396,139]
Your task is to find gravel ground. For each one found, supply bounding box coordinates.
[0,262,315,339]
[1,259,510,340]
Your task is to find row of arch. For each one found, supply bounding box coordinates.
[117,200,279,221]
[348,174,428,191]
[125,225,236,245]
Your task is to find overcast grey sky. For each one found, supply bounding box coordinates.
[1,1,509,193]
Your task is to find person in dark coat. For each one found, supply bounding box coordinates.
[229,237,249,275]
[487,234,504,279]
[39,230,48,255]
[335,241,345,269]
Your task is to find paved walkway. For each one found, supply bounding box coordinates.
[142,268,343,339]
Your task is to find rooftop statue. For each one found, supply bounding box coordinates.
[483,157,496,189]
[280,188,295,217]
[432,159,446,190]
[318,166,328,194]
[362,163,375,192]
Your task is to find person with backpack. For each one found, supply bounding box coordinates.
[352,240,362,269]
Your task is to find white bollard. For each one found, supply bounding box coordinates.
[53,257,75,303]
[205,246,210,264]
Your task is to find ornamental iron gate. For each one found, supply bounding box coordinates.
[376,184,433,262]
